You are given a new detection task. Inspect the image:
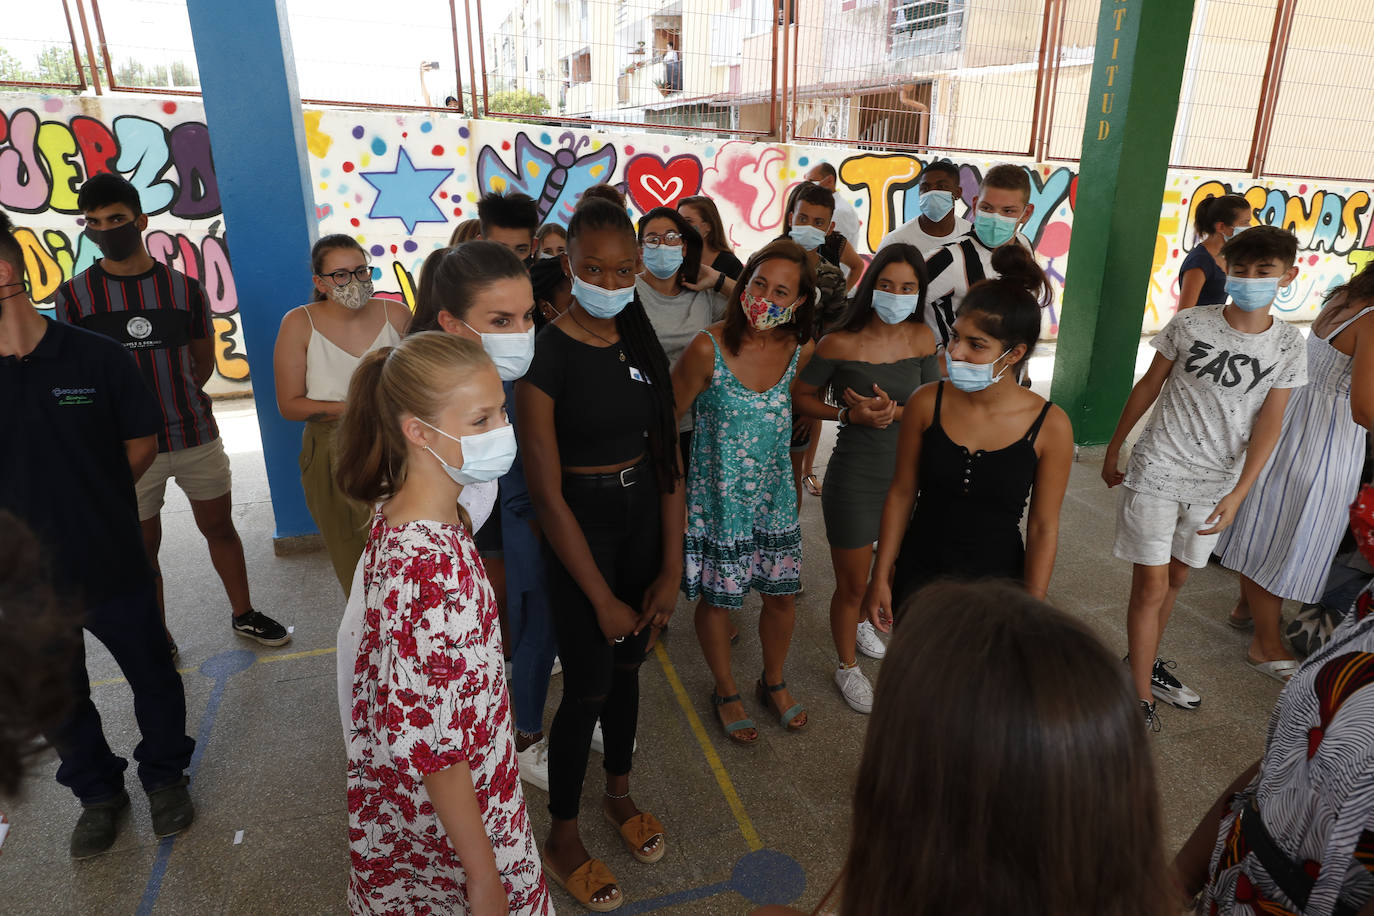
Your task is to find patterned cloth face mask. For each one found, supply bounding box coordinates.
[327,279,374,311]
[742,291,800,331]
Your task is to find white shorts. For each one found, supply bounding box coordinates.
[136,437,233,520]
[1113,487,1220,569]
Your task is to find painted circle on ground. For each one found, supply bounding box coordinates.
[200,649,256,679]
[730,849,806,904]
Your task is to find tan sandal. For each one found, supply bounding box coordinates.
[604,809,666,864]
[542,855,622,912]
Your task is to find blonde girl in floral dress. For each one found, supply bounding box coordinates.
[334,332,552,916]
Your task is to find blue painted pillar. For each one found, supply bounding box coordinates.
[185,0,316,540]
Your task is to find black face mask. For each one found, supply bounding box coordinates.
[86,221,144,262]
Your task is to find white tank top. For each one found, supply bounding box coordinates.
[303,301,403,402]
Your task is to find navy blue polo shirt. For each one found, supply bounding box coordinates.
[1,318,162,602]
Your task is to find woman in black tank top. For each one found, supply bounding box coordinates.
[862,245,1075,631]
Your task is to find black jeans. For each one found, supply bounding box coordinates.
[47,584,195,804]
[544,472,661,821]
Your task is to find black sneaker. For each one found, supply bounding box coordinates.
[1140,700,1161,733]
[70,789,129,859]
[231,610,291,646]
[1151,657,1201,709]
[147,777,195,838]
[167,636,179,662]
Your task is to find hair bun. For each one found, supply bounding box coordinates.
[0,212,13,234]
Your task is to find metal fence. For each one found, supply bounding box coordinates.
[3,0,1371,180]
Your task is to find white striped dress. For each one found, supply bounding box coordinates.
[1218,307,1374,603]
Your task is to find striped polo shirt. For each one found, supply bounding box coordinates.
[922,229,1035,346]
[56,261,218,453]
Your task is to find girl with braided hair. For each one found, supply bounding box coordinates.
[516,198,682,912]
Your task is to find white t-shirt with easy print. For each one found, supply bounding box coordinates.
[1125,305,1307,505]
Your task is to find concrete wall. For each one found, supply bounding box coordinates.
[2,91,1372,394]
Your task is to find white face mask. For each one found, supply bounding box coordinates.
[419,419,516,485]
[461,321,535,381]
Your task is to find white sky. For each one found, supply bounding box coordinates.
[4,0,521,106]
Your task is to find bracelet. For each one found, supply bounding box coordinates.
[837,407,850,427]
[713,271,726,292]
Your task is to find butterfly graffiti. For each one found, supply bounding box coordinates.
[477,132,618,226]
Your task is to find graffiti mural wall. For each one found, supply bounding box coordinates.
[3,92,1372,391]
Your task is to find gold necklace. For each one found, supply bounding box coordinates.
[569,310,626,362]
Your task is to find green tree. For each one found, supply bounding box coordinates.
[485,89,552,119]
[170,59,197,88]
[0,47,36,83]
[35,45,81,85]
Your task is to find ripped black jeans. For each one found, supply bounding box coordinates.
[543,474,661,821]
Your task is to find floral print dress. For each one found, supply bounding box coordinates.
[684,330,802,609]
[346,511,552,915]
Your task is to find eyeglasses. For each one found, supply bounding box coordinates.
[642,232,683,249]
[317,266,372,287]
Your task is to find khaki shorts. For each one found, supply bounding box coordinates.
[1112,487,1220,569]
[136,437,233,520]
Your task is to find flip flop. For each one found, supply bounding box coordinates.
[542,855,623,912]
[1228,613,1254,631]
[1249,658,1300,683]
[802,474,822,497]
[604,809,666,864]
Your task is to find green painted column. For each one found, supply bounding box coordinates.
[1049,0,1196,444]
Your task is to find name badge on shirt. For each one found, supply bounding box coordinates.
[629,365,650,384]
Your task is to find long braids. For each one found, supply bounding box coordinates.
[567,199,680,493]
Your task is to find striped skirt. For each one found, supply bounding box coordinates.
[1219,383,1365,603]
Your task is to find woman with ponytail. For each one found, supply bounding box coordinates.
[1178,193,1252,311]
[272,234,409,594]
[333,332,551,916]
[862,244,1073,631]
[672,239,817,744]
[516,198,682,912]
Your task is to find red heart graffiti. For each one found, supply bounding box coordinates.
[625,153,703,212]
[316,204,333,221]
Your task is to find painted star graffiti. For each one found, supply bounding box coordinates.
[359,148,452,233]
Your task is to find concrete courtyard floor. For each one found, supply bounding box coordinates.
[2,370,1285,914]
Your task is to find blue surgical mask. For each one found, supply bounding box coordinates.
[789,224,827,251]
[420,420,517,486]
[461,321,535,381]
[918,189,955,222]
[1226,276,1281,312]
[945,348,1010,393]
[973,211,1020,248]
[871,290,919,325]
[642,245,684,279]
[572,275,635,319]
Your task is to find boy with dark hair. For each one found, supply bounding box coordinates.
[922,162,1036,346]
[0,208,195,857]
[878,159,970,255]
[476,191,539,261]
[804,161,860,247]
[57,173,288,654]
[1103,225,1305,726]
[783,181,865,292]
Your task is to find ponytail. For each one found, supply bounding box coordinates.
[960,244,1052,362]
[1193,194,1250,238]
[335,332,494,510]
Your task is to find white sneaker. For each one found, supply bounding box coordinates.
[855,621,887,660]
[834,664,874,714]
[590,722,637,754]
[550,655,562,676]
[517,737,549,792]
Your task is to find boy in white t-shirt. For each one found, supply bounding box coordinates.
[1102,226,1306,727]
[877,158,971,256]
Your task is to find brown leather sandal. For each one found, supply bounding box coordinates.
[542,855,622,912]
[604,809,666,864]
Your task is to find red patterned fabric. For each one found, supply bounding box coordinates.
[346,512,551,915]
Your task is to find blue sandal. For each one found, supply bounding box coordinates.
[757,675,808,731]
[710,691,757,745]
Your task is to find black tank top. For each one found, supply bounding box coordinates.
[896,382,1052,597]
